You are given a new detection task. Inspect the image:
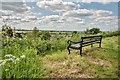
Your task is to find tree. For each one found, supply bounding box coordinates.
[72,31,77,34]
[32,27,39,37]
[89,28,101,34]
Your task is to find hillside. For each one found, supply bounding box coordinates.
[42,36,118,78]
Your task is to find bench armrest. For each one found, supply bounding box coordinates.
[67,40,81,44]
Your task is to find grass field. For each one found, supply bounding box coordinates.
[42,36,119,78]
[1,31,119,78]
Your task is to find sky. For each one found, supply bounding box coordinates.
[0,0,119,31]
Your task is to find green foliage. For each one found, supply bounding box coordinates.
[2,25,14,37]
[89,28,101,34]
[102,31,120,38]
[41,31,51,40]
[72,31,77,34]
[2,37,47,78]
[85,28,101,34]
[2,52,46,78]
[1,29,119,78]
[35,38,67,56]
[43,37,118,78]
[32,27,39,37]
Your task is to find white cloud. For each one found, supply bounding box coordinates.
[21,19,29,22]
[40,15,60,23]
[9,16,21,20]
[1,2,40,25]
[1,1,118,31]
[39,14,86,26]
[37,7,118,31]
[1,0,119,2]
[63,9,93,18]
[63,9,112,18]
[95,10,112,17]
[36,0,80,12]
[0,10,14,16]
[75,0,119,3]
[1,2,29,13]
[27,16,38,20]
[95,16,117,21]
[2,16,21,20]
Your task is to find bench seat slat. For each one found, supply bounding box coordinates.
[70,43,80,49]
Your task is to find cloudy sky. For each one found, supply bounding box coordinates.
[0,0,119,31]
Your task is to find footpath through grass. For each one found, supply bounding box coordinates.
[42,36,119,78]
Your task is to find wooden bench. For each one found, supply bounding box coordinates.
[67,35,102,56]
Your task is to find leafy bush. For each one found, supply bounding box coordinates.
[41,31,51,40]
[102,31,120,38]
[85,28,101,34]
[2,25,13,37]
[72,31,77,34]
[1,37,47,78]
[89,28,101,34]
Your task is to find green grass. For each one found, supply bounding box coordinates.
[1,31,119,78]
[42,36,119,78]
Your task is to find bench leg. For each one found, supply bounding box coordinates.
[80,48,82,56]
[99,42,101,48]
[67,47,70,54]
[91,44,93,47]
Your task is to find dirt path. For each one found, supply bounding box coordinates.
[42,50,112,78]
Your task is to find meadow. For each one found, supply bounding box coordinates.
[0,27,120,78]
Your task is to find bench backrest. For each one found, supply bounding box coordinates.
[81,35,102,45]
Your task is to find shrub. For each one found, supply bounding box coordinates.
[89,28,101,34]
[102,31,120,38]
[72,31,77,34]
[41,31,51,40]
[32,27,39,38]
[85,28,101,34]
[1,38,47,78]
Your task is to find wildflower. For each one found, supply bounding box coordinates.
[20,55,25,59]
[13,60,16,64]
[8,58,13,61]
[0,60,6,66]
[19,38,22,40]
[5,69,9,72]
[13,58,20,64]
[5,59,10,61]
[15,58,20,61]
[2,61,6,65]
[12,56,16,59]
[0,60,4,63]
[5,54,13,58]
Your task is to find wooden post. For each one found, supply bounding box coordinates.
[91,44,93,47]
